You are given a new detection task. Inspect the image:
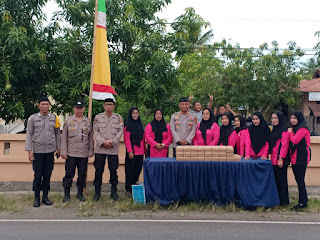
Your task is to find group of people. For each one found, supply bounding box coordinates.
[25,96,311,211]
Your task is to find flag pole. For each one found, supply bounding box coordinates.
[86,0,99,196]
[88,0,99,121]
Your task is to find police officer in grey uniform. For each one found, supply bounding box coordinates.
[92,98,124,201]
[25,96,61,207]
[170,97,197,157]
[60,100,94,202]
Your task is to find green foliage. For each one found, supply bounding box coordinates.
[0,0,50,123]
[177,40,303,114]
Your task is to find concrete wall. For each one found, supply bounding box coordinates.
[1,134,320,186]
[0,134,143,184]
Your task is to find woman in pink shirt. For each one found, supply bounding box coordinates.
[218,113,237,148]
[248,112,270,159]
[234,115,250,158]
[288,110,311,211]
[193,108,220,146]
[269,111,290,206]
[124,107,146,195]
[145,109,172,157]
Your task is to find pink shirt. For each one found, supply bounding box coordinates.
[235,129,251,158]
[219,130,237,148]
[193,122,220,146]
[124,126,146,155]
[145,123,172,157]
[289,128,311,165]
[270,131,289,165]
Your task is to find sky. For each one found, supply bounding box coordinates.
[44,0,320,57]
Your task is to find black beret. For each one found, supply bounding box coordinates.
[38,96,50,103]
[104,98,115,103]
[179,97,189,102]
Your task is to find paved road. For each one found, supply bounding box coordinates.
[0,219,319,240]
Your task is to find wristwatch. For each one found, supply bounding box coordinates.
[161,143,165,147]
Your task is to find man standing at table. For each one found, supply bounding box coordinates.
[170,97,197,157]
[25,96,61,207]
[92,98,123,201]
[60,100,94,203]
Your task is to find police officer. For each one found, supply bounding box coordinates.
[60,100,94,202]
[170,97,197,157]
[92,98,124,201]
[25,96,61,207]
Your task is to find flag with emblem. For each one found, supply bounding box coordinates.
[90,0,116,101]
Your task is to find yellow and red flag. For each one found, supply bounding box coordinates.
[91,0,116,100]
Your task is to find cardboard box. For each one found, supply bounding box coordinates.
[219,156,227,161]
[233,154,241,161]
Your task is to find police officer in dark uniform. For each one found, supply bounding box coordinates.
[92,98,124,201]
[60,100,94,202]
[25,96,61,207]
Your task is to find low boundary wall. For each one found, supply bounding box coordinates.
[1,134,320,186]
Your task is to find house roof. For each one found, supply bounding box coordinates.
[300,78,320,92]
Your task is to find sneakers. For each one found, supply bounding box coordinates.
[110,185,119,201]
[291,203,307,211]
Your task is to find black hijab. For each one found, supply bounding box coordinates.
[249,112,270,155]
[289,110,309,154]
[234,115,247,133]
[290,110,309,134]
[125,107,144,146]
[269,111,287,153]
[199,108,216,144]
[150,109,167,143]
[218,113,234,146]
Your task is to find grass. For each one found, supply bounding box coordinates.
[0,195,21,213]
[1,192,320,216]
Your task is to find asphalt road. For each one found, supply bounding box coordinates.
[0,219,319,240]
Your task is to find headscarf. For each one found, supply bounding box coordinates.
[289,110,309,153]
[290,110,309,134]
[125,107,144,146]
[269,111,287,153]
[199,108,216,144]
[249,112,270,155]
[150,109,167,143]
[218,113,234,146]
[234,115,247,133]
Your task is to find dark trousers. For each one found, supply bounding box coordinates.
[273,165,289,205]
[33,152,54,192]
[292,164,308,205]
[173,148,176,157]
[93,154,119,187]
[125,154,143,192]
[62,156,88,188]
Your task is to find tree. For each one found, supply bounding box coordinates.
[170,7,214,59]
[0,0,50,123]
[177,40,303,114]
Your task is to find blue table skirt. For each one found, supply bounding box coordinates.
[143,158,280,208]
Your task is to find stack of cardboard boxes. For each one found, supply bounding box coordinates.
[176,146,241,161]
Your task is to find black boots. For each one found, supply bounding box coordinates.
[42,191,53,206]
[110,185,119,201]
[92,186,101,201]
[63,187,71,203]
[92,185,119,201]
[33,191,40,208]
[76,187,86,202]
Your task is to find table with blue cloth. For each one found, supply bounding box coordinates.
[143,158,280,208]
